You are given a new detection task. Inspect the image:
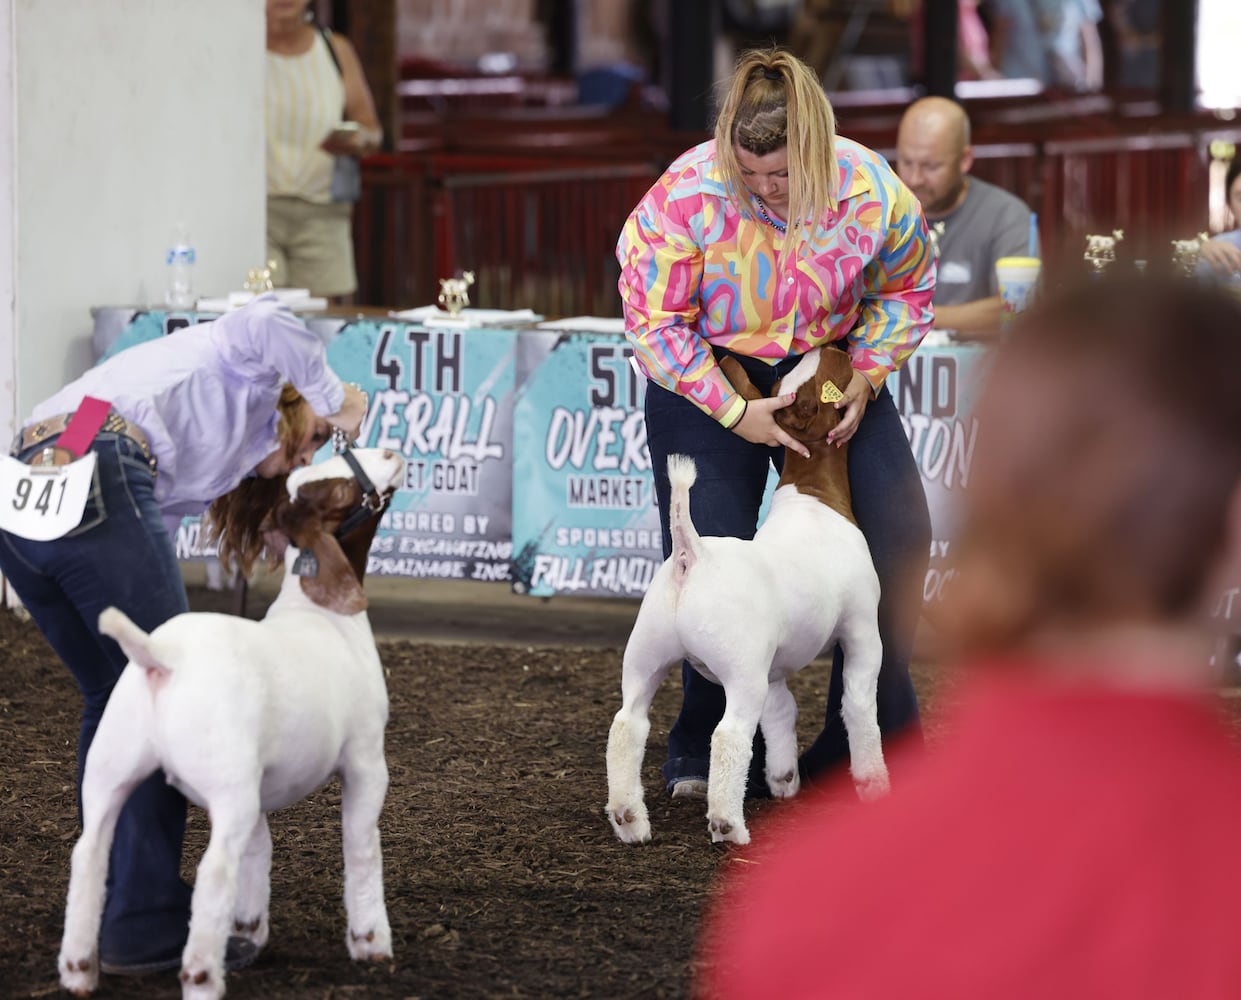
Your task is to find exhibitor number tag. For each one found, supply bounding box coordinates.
[0,452,97,541]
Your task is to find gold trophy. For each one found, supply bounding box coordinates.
[1170,233,1210,277]
[243,260,279,293]
[437,271,475,317]
[1083,230,1124,274]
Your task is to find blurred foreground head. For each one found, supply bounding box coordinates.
[943,275,1241,657]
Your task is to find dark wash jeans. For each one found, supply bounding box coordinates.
[644,350,931,793]
[0,432,192,962]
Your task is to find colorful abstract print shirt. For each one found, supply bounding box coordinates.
[617,137,935,426]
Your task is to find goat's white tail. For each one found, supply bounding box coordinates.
[666,455,701,584]
[97,608,170,681]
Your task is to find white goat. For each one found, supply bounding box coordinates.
[59,448,406,1000]
[606,347,888,846]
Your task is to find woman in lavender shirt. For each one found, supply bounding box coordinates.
[0,294,365,976]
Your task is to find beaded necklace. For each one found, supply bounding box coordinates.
[754,195,788,234]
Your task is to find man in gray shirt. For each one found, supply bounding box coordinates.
[896,97,1037,335]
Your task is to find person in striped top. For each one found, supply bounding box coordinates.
[266,0,382,300]
[616,47,936,798]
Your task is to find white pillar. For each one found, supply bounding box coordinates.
[0,0,267,608]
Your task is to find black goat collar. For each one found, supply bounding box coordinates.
[334,448,386,539]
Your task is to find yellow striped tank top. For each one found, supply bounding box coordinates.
[266,31,345,203]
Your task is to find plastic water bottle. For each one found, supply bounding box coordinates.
[165,226,196,309]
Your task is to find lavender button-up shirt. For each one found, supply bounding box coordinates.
[29,294,344,531]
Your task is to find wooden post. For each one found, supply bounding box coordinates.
[667,0,718,132]
[1160,0,1197,115]
[547,0,580,78]
[923,0,958,98]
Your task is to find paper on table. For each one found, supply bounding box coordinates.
[194,289,328,313]
[389,305,539,326]
[535,316,627,334]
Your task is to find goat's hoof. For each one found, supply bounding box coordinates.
[707,816,750,845]
[606,802,651,844]
[180,967,211,986]
[347,923,393,962]
[59,952,98,996]
[232,914,270,948]
[854,771,891,802]
[767,769,801,800]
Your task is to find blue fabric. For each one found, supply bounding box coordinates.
[0,432,192,962]
[644,353,929,794]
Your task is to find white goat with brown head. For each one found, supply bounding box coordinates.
[58,448,405,1000]
[606,347,888,846]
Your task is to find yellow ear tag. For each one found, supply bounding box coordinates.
[820,380,844,404]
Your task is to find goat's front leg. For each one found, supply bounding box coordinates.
[759,679,801,800]
[231,813,272,949]
[340,745,392,961]
[707,675,767,845]
[605,639,677,844]
[181,795,261,1000]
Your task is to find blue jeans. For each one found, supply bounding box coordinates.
[0,432,192,962]
[645,351,930,793]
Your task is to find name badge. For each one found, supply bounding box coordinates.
[0,452,97,540]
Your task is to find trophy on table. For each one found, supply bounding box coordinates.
[438,271,475,317]
[1170,233,1210,277]
[243,260,278,293]
[1083,230,1124,274]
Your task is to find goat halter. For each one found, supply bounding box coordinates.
[333,447,388,540]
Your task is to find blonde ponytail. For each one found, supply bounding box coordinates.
[714,49,838,262]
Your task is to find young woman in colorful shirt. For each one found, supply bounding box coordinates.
[616,48,936,797]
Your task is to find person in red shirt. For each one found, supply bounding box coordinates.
[698,274,1241,999]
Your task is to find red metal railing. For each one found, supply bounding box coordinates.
[353,99,1241,315]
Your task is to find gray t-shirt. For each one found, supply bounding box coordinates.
[931,177,1035,306]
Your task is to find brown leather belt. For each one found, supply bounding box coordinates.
[11,410,157,474]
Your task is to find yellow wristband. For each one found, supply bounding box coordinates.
[724,398,748,430]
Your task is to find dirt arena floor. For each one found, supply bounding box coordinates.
[2,574,1237,999]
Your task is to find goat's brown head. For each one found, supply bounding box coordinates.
[772,347,854,445]
[260,448,406,615]
[720,347,854,446]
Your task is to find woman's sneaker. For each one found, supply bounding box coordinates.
[670,777,708,800]
[100,935,259,976]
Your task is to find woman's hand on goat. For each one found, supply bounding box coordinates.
[733,393,811,458]
[827,370,874,447]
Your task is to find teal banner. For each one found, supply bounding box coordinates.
[510,330,662,597]
[327,320,517,583]
[888,343,994,608]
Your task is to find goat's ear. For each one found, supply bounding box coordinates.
[719,356,764,401]
[298,529,368,615]
[816,346,854,399]
[259,503,291,563]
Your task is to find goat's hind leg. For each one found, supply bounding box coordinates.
[838,623,890,801]
[60,697,160,996]
[340,744,393,961]
[181,793,261,1000]
[759,679,801,799]
[606,625,679,844]
[231,814,271,948]
[707,673,768,845]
